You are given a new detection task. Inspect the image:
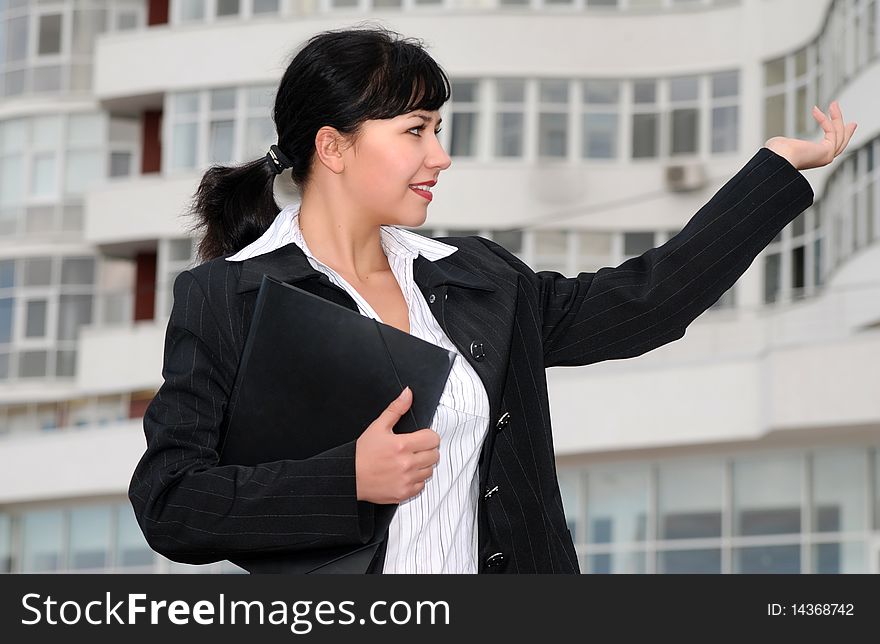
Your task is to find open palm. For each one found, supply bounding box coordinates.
[765,100,857,171]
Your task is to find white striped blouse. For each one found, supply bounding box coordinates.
[226,201,492,573]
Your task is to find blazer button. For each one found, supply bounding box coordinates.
[485,552,506,569]
[484,485,499,499]
[495,412,510,432]
[429,293,436,304]
[444,293,448,300]
[470,341,485,361]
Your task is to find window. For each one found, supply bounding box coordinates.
[582,80,620,159]
[537,80,568,159]
[631,80,659,158]
[37,14,63,56]
[494,79,526,158]
[450,80,479,158]
[669,76,699,156]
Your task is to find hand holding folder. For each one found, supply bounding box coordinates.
[216,275,456,573]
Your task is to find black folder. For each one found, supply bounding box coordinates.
[216,274,456,574]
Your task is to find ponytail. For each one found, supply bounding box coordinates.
[187,155,282,264]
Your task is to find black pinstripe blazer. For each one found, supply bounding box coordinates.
[129,147,814,573]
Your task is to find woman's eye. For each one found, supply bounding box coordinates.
[408,126,443,136]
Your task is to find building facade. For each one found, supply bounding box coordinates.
[0,0,877,574]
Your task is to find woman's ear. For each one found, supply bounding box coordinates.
[313,126,348,174]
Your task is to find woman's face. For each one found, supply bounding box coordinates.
[338,109,451,228]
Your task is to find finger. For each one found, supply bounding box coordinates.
[840,121,857,155]
[813,105,836,148]
[831,101,845,154]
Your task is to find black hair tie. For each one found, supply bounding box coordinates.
[266,144,293,175]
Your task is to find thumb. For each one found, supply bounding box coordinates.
[381,386,412,426]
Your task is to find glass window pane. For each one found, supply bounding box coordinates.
[57,294,93,340]
[669,76,699,102]
[633,80,656,104]
[0,298,13,343]
[69,506,111,569]
[711,105,738,153]
[812,542,867,574]
[671,108,699,155]
[25,299,47,337]
[451,80,478,103]
[587,551,646,574]
[38,14,63,56]
[583,80,619,104]
[0,259,15,288]
[0,118,27,153]
[450,112,476,157]
[765,93,786,140]
[246,85,275,110]
[109,151,132,177]
[210,87,236,112]
[173,92,200,116]
[31,154,57,196]
[658,460,722,540]
[492,229,523,254]
[812,449,866,533]
[0,513,10,573]
[116,503,154,568]
[209,120,234,163]
[538,113,567,158]
[764,57,787,86]
[535,230,567,255]
[65,150,103,194]
[24,257,52,286]
[632,113,658,158]
[583,113,618,159]
[733,455,802,536]
[253,0,280,14]
[72,9,107,55]
[244,117,274,160]
[7,16,28,62]
[624,231,654,256]
[217,0,240,16]
[539,80,568,104]
[658,549,721,574]
[55,349,76,377]
[586,466,649,543]
[32,115,62,148]
[764,252,781,302]
[61,257,95,285]
[577,231,612,258]
[19,350,48,377]
[171,123,198,169]
[180,0,205,21]
[494,112,524,158]
[735,545,800,573]
[22,510,64,571]
[712,71,739,98]
[496,79,525,103]
[169,239,193,262]
[0,157,23,206]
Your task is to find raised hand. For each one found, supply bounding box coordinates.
[764,100,858,171]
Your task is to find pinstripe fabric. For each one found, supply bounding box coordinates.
[226,204,492,574]
[129,147,814,573]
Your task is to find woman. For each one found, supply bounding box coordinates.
[129,26,856,574]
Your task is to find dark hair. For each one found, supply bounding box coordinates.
[187,23,452,263]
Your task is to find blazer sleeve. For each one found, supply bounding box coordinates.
[479,146,815,369]
[128,269,375,565]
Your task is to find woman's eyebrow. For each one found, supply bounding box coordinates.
[411,113,443,126]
